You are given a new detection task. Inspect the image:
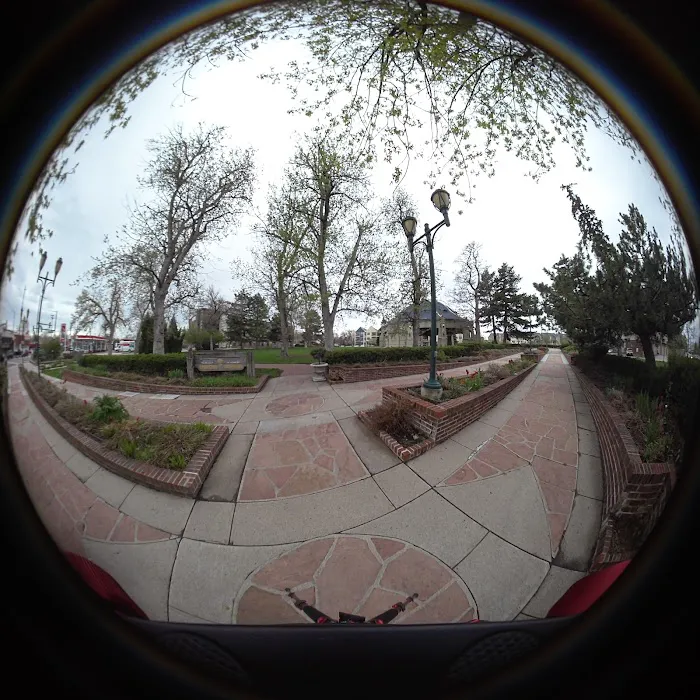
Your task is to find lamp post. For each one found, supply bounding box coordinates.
[35,251,62,376]
[402,188,451,400]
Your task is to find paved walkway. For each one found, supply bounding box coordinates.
[7,350,603,624]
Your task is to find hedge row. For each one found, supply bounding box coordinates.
[325,342,506,365]
[81,353,187,375]
[576,352,700,450]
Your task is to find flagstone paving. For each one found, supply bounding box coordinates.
[8,351,604,624]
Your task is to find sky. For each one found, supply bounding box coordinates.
[0,6,684,340]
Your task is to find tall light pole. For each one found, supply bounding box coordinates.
[402,188,451,401]
[35,250,63,376]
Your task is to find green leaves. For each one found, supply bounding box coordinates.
[537,188,697,365]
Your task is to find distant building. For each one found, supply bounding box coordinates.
[379,302,474,347]
[72,334,109,352]
[354,326,378,347]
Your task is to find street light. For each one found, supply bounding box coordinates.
[35,251,62,376]
[401,188,451,400]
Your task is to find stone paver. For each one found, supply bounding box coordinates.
[200,434,253,502]
[478,406,513,429]
[555,494,603,572]
[239,419,368,500]
[234,535,475,624]
[184,501,235,544]
[64,451,101,482]
[440,467,551,560]
[407,439,472,486]
[170,539,291,623]
[347,490,486,567]
[231,420,259,435]
[338,416,401,474]
[84,468,135,509]
[576,454,604,500]
[456,533,549,621]
[84,537,179,620]
[120,485,195,535]
[450,420,499,451]
[373,463,430,508]
[231,478,393,545]
[522,565,586,618]
[8,352,603,627]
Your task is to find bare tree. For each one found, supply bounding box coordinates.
[382,188,431,346]
[452,241,487,339]
[109,123,255,353]
[249,184,313,357]
[286,128,396,350]
[71,268,127,355]
[191,285,228,350]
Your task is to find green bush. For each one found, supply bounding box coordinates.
[82,353,186,375]
[325,341,503,365]
[91,395,128,423]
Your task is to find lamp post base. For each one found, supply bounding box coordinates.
[421,382,443,401]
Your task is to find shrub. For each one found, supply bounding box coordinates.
[167,368,185,379]
[324,341,501,365]
[82,353,186,375]
[364,399,425,445]
[91,395,128,423]
[483,363,510,383]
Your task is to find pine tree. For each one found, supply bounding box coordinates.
[492,264,529,342]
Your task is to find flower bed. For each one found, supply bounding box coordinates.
[359,361,537,461]
[60,367,271,394]
[20,367,228,497]
[572,368,676,570]
[328,349,519,383]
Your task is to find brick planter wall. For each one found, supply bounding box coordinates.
[380,362,536,447]
[328,349,518,383]
[356,410,435,462]
[62,368,269,394]
[21,367,229,497]
[572,368,676,570]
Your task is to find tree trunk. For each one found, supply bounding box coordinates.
[639,333,657,367]
[412,317,420,346]
[473,297,481,339]
[492,316,497,343]
[152,292,166,354]
[107,325,115,355]
[279,302,290,359]
[209,334,213,351]
[323,314,334,352]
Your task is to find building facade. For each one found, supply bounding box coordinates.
[379,302,474,348]
[354,326,379,347]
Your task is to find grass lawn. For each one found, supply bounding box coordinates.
[252,347,315,364]
[45,363,281,385]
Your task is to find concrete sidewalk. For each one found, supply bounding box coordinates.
[7,350,603,624]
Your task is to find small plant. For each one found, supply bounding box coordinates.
[91,395,128,423]
[118,438,137,458]
[167,368,185,379]
[192,421,213,433]
[168,454,187,470]
[365,399,424,445]
[634,392,658,423]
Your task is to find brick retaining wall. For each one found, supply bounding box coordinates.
[356,411,435,462]
[381,362,536,447]
[21,367,229,497]
[62,368,268,394]
[328,349,519,383]
[573,367,676,570]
